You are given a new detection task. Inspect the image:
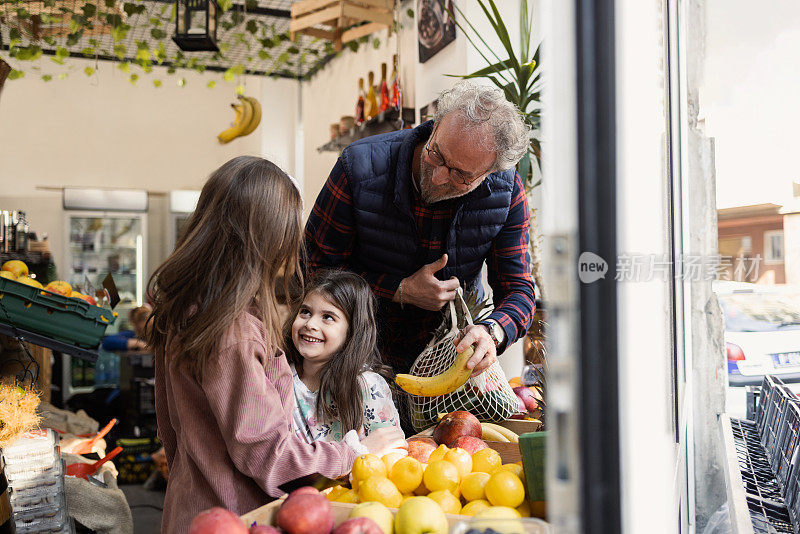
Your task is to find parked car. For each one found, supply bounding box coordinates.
[715,281,800,386]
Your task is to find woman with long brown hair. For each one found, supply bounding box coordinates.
[148,156,406,532]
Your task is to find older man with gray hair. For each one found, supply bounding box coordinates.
[305,80,535,380]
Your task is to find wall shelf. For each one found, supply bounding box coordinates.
[317,107,416,153]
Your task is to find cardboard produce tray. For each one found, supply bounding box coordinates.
[0,277,116,349]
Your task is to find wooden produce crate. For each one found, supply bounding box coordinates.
[242,498,469,531]
[289,0,394,51]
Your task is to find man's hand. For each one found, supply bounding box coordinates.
[394,254,460,311]
[455,324,497,377]
[127,338,148,351]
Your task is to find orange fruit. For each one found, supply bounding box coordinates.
[389,457,425,494]
[423,460,460,494]
[382,451,408,473]
[460,471,491,502]
[353,454,387,487]
[471,448,502,474]
[461,499,491,516]
[508,376,522,388]
[443,448,473,479]
[428,444,450,463]
[426,490,462,514]
[358,475,403,508]
[484,470,525,508]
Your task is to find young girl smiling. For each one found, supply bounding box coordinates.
[286,270,403,443]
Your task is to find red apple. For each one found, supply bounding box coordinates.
[332,517,384,534]
[452,436,488,455]
[514,395,526,413]
[406,437,437,463]
[432,411,482,447]
[513,387,539,413]
[287,486,321,501]
[250,526,282,534]
[189,507,248,534]
[277,493,334,534]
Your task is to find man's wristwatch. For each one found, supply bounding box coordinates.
[479,320,504,348]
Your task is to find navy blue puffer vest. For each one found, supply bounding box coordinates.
[339,120,516,293]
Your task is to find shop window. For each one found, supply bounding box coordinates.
[764,230,784,263]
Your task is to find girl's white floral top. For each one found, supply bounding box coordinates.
[290,364,404,444]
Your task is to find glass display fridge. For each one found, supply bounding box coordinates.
[64,212,146,305]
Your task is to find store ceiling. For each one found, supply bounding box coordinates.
[1,0,347,80]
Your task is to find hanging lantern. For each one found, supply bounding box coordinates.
[173,0,220,52]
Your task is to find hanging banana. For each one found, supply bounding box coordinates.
[395,346,474,397]
[239,96,262,136]
[217,95,260,144]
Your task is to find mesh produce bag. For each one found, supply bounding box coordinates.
[404,289,520,431]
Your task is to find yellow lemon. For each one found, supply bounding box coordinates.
[428,444,449,463]
[461,499,492,516]
[443,448,473,479]
[471,448,502,474]
[334,488,361,503]
[401,494,415,504]
[389,456,424,494]
[325,485,349,501]
[516,500,531,517]
[382,451,408,473]
[460,471,491,502]
[498,463,526,489]
[485,470,525,508]
[358,475,403,508]
[423,460,460,494]
[426,490,462,515]
[353,454,387,487]
[350,501,394,534]
[472,506,524,534]
[394,497,448,534]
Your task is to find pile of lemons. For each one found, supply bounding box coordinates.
[326,444,529,519]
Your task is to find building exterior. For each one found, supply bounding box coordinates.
[718,203,786,284]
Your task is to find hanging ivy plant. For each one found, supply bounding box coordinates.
[0,0,385,86]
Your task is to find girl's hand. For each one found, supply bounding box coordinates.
[360,427,407,457]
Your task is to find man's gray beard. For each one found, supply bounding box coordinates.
[418,158,461,204]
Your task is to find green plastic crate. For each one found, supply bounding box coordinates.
[0,277,116,348]
[519,430,547,502]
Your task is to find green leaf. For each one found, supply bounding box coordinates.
[154,42,167,63]
[246,19,258,34]
[9,28,21,41]
[118,62,130,73]
[207,80,216,89]
[149,16,161,26]
[58,72,68,80]
[105,0,115,8]
[167,66,176,74]
[406,8,414,18]
[372,38,381,49]
[223,69,235,82]
[287,46,299,54]
[218,0,233,11]
[16,8,30,19]
[8,70,25,80]
[150,28,167,40]
[14,44,43,61]
[81,47,96,57]
[114,43,127,59]
[89,38,100,46]
[111,24,129,41]
[43,36,56,46]
[258,49,270,60]
[177,78,186,87]
[81,3,96,18]
[84,66,95,76]
[123,2,145,17]
[42,74,53,81]
[66,31,83,46]
[129,73,138,84]
[44,0,56,6]
[153,79,162,87]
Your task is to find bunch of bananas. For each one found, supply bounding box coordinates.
[395,346,475,397]
[217,95,262,144]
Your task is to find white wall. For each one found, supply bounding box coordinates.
[0,55,298,279]
[701,0,800,209]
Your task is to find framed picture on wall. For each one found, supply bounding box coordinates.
[418,0,456,63]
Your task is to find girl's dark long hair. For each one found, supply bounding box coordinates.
[146,156,303,379]
[285,270,392,434]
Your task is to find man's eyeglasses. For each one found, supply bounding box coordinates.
[424,126,492,186]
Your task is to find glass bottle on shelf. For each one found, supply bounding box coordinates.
[379,62,390,113]
[365,71,379,121]
[390,54,402,110]
[14,211,27,253]
[355,77,366,126]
